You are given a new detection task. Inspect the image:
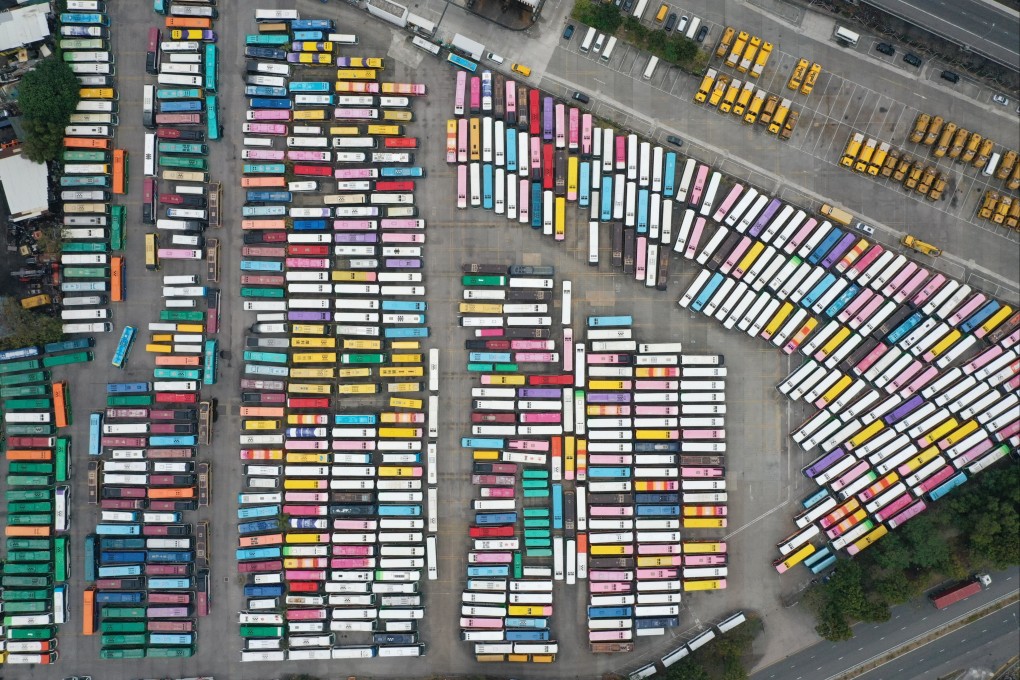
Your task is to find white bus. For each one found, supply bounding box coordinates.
[643,55,659,80]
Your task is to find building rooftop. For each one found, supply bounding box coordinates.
[0,151,49,221]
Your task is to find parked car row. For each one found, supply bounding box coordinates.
[233,11,431,663]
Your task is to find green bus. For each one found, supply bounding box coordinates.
[240,287,285,298]
[524,529,551,539]
[526,547,552,557]
[42,351,93,367]
[525,538,551,548]
[152,368,201,380]
[242,351,287,364]
[2,588,50,601]
[522,481,548,491]
[0,371,50,387]
[3,599,49,613]
[54,536,69,582]
[5,424,55,436]
[341,353,387,365]
[45,338,94,352]
[101,633,148,646]
[522,471,549,480]
[523,488,550,498]
[64,149,109,162]
[101,620,146,634]
[111,205,125,250]
[462,275,507,286]
[2,576,51,588]
[5,490,53,502]
[512,551,522,578]
[56,439,70,482]
[7,549,52,562]
[0,384,49,398]
[62,267,108,278]
[8,477,54,489]
[62,241,109,253]
[2,397,52,410]
[0,359,42,375]
[494,363,519,372]
[8,501,54,514]
[160,310,204,322]
[107,394,153,407]
[148,646,196,658]
[239,625,283,638]
[3,562,51,575]
[157,142,207,155]
[100,648,146,659]
[523,507,550,516]
[6,538,51,550]
[158,155,207,170]
[7,626,56,640]
[467,363,494,372]
[524,518,550,528]
[101,607,146,619]
[10,463,56,476]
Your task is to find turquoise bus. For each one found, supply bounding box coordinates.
[206,94,220,140]
[204,43,217,92]
[203,339,217,385]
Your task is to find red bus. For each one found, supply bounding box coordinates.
[529,89,540,136]
[542,143,554,190]
[383,137,417,148]
[294,164,332,177]
[528,374,572,386]
[375,181,414,192]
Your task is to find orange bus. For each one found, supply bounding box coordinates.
[240,407,285,417]
[154,355,201,366]
[83,587,96,635]
[5,525,51,537]
[241,176,286,188]
[64,136,110,150]
[149,487,195,499]
[5,449,53,461]
[54,381,70,428]
[111,256,124,302]
[238,533,284,548]
[112,149,128,195]
[166,16,212,28]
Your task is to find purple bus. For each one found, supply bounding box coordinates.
[288,311,331,321]
[542,96,554,142]
[886,499,927,529]
[882,394,924,426]
[385,258,421,268]
[587,393,631,403]
[335,232,378,242]
[147,606,190,618]
[803,448,846,478]
[820,232,858,269]
[747,199,782,238]
[518,388,561,399]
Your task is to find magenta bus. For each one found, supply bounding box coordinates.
[335,168,377,180]
[581,113,593,156]
[243,122,287,135]
[635,235,647,281]
[680,466,724,477]
[469,76,480,113]
[567,106,578,151]
[615,136,626,171]
[454,71,466,116]
[287,151,330,162]
[909,273,946,308]
[480,487,514,498]
[513,352,557,364]
[688,164,710,206]
[456,164,468,209]
[282,505,325,517]
[333,545,372,556]
[248,110,290,121]
[505,80,516,124]
[519,412,562,424]
[844,244,882,280]
[720,236,752,274]
[468,551,512,564]
[457,118,468,162]
[285,570,326,581]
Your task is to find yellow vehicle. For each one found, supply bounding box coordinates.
[750,41,773,78]
[978,191,999,219]
[292,324,328,335]
[961,132,982,162]
[694,68,717,104]
[820,203,853,226]
[390,341,420,350]
[1005,198,1019,229]
[329,125,360,136]
[995,150,1017,180]
[387,382,421,393]
[758,94,780,126]
[378,366,424,378]
[880,148,900,177]
[511,63,531,77]
[19,294,51,309]
[788,58,809,90]
[928,172,947,201]
[909,113,930,144]
[390,353,423,363]
[389,397,423,409]
[79,87,116,100]
[767,98,792,134]
[339,368,371,378]
[733,81,756,116]
[992,195,1012,225]
[715,27,736,60]
[151,334,173,343]
[339,383,378,394]
[779,110,799,140]
[738,36,761,73]
[288,383,331,394]
[868,141,890,176]
[383,109,413,122]
[243,420,280,431]
[725,31,749,68]
[923,115,943,145]
[292,352,337,364]
[366,124,401,136]
[1008,162,1020,191]
[893,155,913,182]
[656,3,669,21]
[972,138,994,168]
[286,453,330,464]
[948,127,968,159]
[459,302,502,314]
[292,337,336,349]
[743,89,766,124]
[916,166,937,195]
[708,74,731,108]
[904,162,924,190]
[901,234,941,257]
[293,109,326,121]
[800,62,822,95]
[344,339,382,350]
[840,132,864,167]
[934,121,957,158]
[719,78,742,113]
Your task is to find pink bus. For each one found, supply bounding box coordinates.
[581,113,593,156]
[893,269,931,304]
[285,570,327,582]
[247,110,290,121]
[681,429,723,440]
[381,232,425,244]
[947,293,987,326]
[283,505,327,516]
[286,257,330,269]
[587,353,629,365]
[333,545,373,556]
[784,218,818,254]
[480,487,514,498]
[505,80,516,121]
[335,168,377,180]
[684,554,726,566]
[635,380,677,391]
[888,360,923,392]
[512,339,555,350]
[590,630,633,642]
[589,505,633,516]
[240,449,282,460]
[963,344,1003,372]
[590,455,632,465]
[284,440,329,451]
[711,184,744,223]
[288,150,330,162]
[507,439,549,451]
[513,352,557,363]
[157,248,201,260]
[242,148,285,161]
[460,617,503,629]
[330,557,373,569]
[683,217,706,259]
[720,236,752,274]
[909,272,946,307]
[554,104,566,148]
[635,235,647,281]
[881,261,918,298]
[845,244,883,280]
[636,404,678,415]
[849,295,884,330]
[457,118,468,162]
[615,136,626,171]
[638,543,681,555]
[467,551,512,564]
[837,288,874,324]
[530,137,541,176]
[899,365,938,398]
[688,164,710,205]
[454,71,467,115]
[334,108,379,120]
[590,570,634,581]
[637,568,678,579]
[243,122,287,135]
[568,106,579,151]
[333,220,377,232]
[381,219,425,229]
[680,466,724,477]
[518,178,529,224]
[469,76,480,113]
[156,113,202,125]
[285,492,328,503]
[590,581,633,593]
[334,519,377,531]
[335,81,381,94]
[853,343,889,375]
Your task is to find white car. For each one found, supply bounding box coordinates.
[486,52,505,65]
[677,16,689,33]
[855,221,875,236]
[992,93,1009,106]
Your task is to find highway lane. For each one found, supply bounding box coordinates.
[751,566,1019,679]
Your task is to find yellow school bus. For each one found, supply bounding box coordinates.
[390,341,420,350]
[336,68,377,80]
[339,383,378,394]
[683,541,724,554]
[637,555,678,567]
[388,397,423,409]
[292,352,337,364]
[286,453,331,464]
[819,327,852,357]
[762,302,793,339]
[683,579,725,592]
[378,427,422,439]
[339,368,372,379]
[388,382,421,393]
[820,375,853,406]
[379,366,424,378]
[332,270,374,281]
[285,532,328,544]
[390,353,422,364]
[484,374,525,386]
[366,124,401,136]
[290,367,335,379]
[283,478,327,490]
[243,419,280,431]
[683,518,726,529]
[850,525,888,554]
[472,450,501,461]
[145,344,173,354]
[288,383,332,394]
[292,323,328,335]
[292,108,327,121]
[344,339,382,350]
[329,125,361,136]
[152,334,174,343]
[460,302,503,314]
[564,436,575,476]
[918,418,959,448]
[847,420,884,449]
[587,380,628,391]
[590,544,630,555]
[378,466,419,477]
[292,337,336,348]
[635,429,676,440]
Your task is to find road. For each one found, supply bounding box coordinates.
[751,566,1020,680]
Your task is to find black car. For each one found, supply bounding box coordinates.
[876,42,895,56]
[622,0,634,12]
[666,135,683,147]
[695,25,709,42]
[664,13,677,32]
[563,24,575,40]
[940,70,959,83]
[903,52,922,67]
[572,91,591,104]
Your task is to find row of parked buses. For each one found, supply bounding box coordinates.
[58,7,129,331]
[0,341,100,663]
[456,267,731,660]
[234,10,431,663]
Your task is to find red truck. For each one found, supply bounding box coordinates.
[930,574,991,609]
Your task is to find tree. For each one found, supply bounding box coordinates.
[0,299,64,351]
[572,0,622,34]
[17,57,80,162]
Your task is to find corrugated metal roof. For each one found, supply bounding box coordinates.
[0,3,50,52]
[0,151,49,220]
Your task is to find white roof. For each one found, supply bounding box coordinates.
[0,152,50,221]
[0,3,51,53]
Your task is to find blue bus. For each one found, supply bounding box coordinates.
[237,505,280,519]
[334,415,377,425]
[600,176,613,222]
[379,166,424,178]
[531,183,542,229]
[801,272,838,309]
[636,504,680,516]
[238,519,280,534]
[107,382,149,393]
[552,484,563,530]
[886,311,924,344]
[204,43,217,93]
[249,97,292,110]
[928,470,968,501]
[247,190,293,203]
[245,85,287,97]
[637,189,649,234]
[0,346,40,362]
[150,435,198,447]
[579,162,590,208]
[96,524,141,536]
[383,327,429,338]
[60,12,110,25]
[803,545,831,570]
[292,30,324,41]
[236,547,281,561]
[45,338,93,354]
[381,301,426,312]
[482,164,494,210]
[111,325,136,369]
[289,81,330,92]
[203,339,217,385]
[88,412,103,456]
[469,352,512,363]
[244,584,283,597]
[506,128,518,172]
[159,100,203,113]
[589,606,633,618]
[809,554,837,574]
[467,565,509,577]
[240,260,284,272]
[242,206,287,217]
[587,315,634,327]
[291,19,334,30]
[448,53,478,72]
[663,152,677,197]
[206,94,220,141]
[824,283,861,318]
[84,534,97,582]
[691,272,725,313]
[507,630,551,641]
[802,488,830,509]
[98,565,143,578]
[960,300,1000,333]
[807,227,844,266]
[243,163,285,174]
[293,219,328,231]
[377,505,421,516]
[587,466,631,478]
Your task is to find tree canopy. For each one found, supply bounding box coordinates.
[18,57,81,162]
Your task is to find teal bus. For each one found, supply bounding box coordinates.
[2,588,50,601]
[1,385,49,398]
[203,339,217,385]
[64,150,109,162]
[55,536,69,582]
[62,267,107,278]
[242,350,287,364]
[7,626,56,640]
[101,648,146,659]
[102,633,148,647]
[153,368,201,380]
[158,156,207,170]
[4,490,51,502]
[157,88,202,99]
[107,394,153,407]
[207,94,220,140]
[204,43,217,92]
[157,142,207,155]
[56,438,70,482]
[111,325,136,369]
[3,397,52,410]
[0,371,50,387]
[42,351,93,368]
[148,646,195,658]
[160,310,204,322]
[0,359,41,375]
[111,205,125,250]
[62,241,109,253]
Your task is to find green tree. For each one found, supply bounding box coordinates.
[17,57,80,162]
[572,0,623,33]
[663,659,711,680]
[0,299,64,351]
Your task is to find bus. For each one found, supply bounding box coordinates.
[53,382,71,428]
[144,132,158,176]
[203,339,217,385]
[111,255,124,302]
[111,325,136,369]
[206,94,220,140]
[454,71,467,116]
[204,43,217,92]
[111,205,125,250]
[83,586,96,635]
[112,148,128,194]
[88,412,102,455]
[448,53,477,72]
[145,234,160,270]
